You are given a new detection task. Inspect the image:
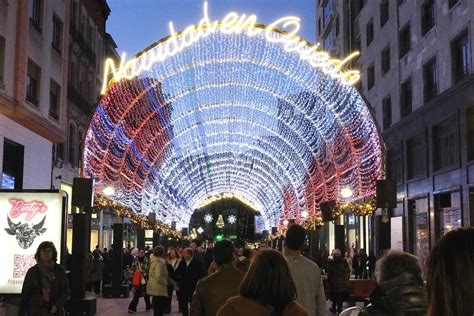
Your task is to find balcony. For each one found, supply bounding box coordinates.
[67,85,94,115]
[70,26,96,66]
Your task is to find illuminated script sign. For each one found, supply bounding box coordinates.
[101,2,360,94]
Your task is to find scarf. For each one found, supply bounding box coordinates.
[37,261,56,302]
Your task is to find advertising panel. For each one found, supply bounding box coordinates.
[0,191,64,294]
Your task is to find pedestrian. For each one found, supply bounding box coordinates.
[18,241,70,316]
[102,250,112,285]
[427,228,474,316]
[147,246,169,316]
[327,249,350,314]
[175,248,207,316]
[284,224,326,316]
[204,242,214,270]
[356,250,427,315]
[91,249,104,295]
[165,248,181,313]
[352,248,367,279]
[128,249,152,313]
[344,251,352,277]
[191,240,245,316]
[217,249,309,316]
[367,251,376,279]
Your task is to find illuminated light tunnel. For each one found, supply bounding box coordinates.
[83,10,383,230]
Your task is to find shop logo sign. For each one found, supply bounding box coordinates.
[4,198,48,249]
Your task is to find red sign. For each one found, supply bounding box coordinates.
[8,198,48,222]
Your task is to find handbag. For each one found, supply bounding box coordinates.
[132,260,145,288]
[132,271,142,288]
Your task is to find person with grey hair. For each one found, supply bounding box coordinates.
[327,249,350,314]
[357,250,427,315]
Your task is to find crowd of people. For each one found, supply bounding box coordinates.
[17,226,473,316]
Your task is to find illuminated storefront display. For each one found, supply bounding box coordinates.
[0,192,64,294]
[84,3,382,230]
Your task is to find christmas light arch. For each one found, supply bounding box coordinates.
[84,6,383,230]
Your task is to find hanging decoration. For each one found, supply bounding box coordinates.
[227,214,237,225]
[204,214,213,223]
[83,3,383,232]
[216,214,225,229]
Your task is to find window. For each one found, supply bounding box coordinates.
[423,57,437,102]
[2,139,24,189]
[366,19,374,46]
[468,107,474,161]
[421,0,435,36]
[55,143,65,162]
[382,95,392,130]
[49,79,60,120]
[335,16,339,36]
[387,146,403,185]
[324,28,335,52]
[449,0,459,9]
[380,0,389,27]
[52,15,63,54]
[68,123,76,167]
[323,0,333,27]
[381,46,391,75]
[433,116,459,171]
[407,131,427,179]
[29,0,42,32]
[400,77,412,117]
[367,64,375,90]
[399,23,411,58]
[0,36,5,85]
[318,18,321,36]
[452,29,470,83]
[26,59,41,106]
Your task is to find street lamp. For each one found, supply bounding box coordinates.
[103,186,115,196]
[341,187,353,199]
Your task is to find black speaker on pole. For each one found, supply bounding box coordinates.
[171,221,177,230]
[376,179,397,208]
[320,200,336,222]
[181,227,188,236]
[148,212,156,227]
[70,213,90,299]
[335,225,345,253]
[271,227,277,235]
[102,223,129,298]
[137,228,145,250]
[65,213,98,314]
[153,232,160,247]
[72,178,94,208]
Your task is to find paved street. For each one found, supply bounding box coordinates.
[1,292,359,316]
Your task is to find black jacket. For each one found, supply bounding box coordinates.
[359,273,427,316]
[18,263,70,316]
[327,258,350,294]
[176,257,206,299]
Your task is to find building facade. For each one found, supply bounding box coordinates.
[318,0,474,266]
[0,0,121,252]
[0,0,69,190]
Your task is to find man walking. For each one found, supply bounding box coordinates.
[284,224,326,316]
[190,240,245,316]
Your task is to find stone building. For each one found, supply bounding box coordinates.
[318,0,474,265]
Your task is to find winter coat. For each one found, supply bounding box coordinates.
[190,263,245,316]
[217,296,309,316]
[91,256,104,282]
[146,255,168,297]
[359,272,427,316]
[175,257,207,300]
[18,263,70,316]
[327,258,350,294]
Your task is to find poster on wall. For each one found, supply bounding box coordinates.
[0,191,64,294]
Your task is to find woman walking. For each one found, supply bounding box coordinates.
[147,246,169,316]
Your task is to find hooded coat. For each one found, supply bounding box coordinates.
[359,272,427,316]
